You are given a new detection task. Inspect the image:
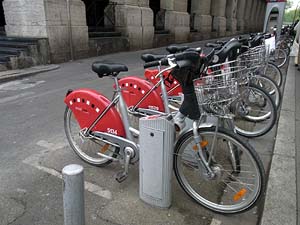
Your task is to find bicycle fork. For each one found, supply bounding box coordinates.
[192,121,216,179]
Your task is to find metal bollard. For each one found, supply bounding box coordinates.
[62,164,85,225]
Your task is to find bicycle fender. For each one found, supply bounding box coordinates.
[118,76,165,112]
[144,69,182,96]
[64,89,126,137]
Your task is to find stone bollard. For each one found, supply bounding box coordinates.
[62,164,85,225]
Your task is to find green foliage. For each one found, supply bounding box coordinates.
[284,9,300,23]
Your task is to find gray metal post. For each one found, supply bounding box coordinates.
[62,164,85,225]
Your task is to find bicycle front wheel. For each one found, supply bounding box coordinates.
[251,75,281,109]
[262,62,283,87]
[174,127,265,214]
[64,106,119,166]
[269,48,287,68]
[233,84,277,138]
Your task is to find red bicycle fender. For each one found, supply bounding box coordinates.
[118,76,165,112]
[64,88,126,137]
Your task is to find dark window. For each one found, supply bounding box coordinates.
[0,0,5,27]
[149,0,161,29]
[83,0,109,28]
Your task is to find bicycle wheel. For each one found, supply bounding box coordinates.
[262,62,283,87]
[269,48,287,68]
[251,75,281,109]
[233,84,277,138]
[64,106,119,166]
[174,126,265,214]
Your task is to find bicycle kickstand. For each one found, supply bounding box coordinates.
[115,147,134,183]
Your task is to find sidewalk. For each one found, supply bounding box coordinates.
[0,40,296,225]
[260,57,298,225]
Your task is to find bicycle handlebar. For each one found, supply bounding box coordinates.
[144,58,169,68]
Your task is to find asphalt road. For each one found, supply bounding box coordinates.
[0,41,285,225]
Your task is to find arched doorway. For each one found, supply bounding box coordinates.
[0,0,5,35]
[187,0,195,31]
[83,0,113,32]
[266,7,279,33]
[263,2,286,37]
[149,0,162,30]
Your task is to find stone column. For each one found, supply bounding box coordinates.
[245,0,254,32]
[211,0,227,37]
[260,1,267,31]
[191,0,212,40]
[225,0,238,36]
[250,0,258,32]
[3,0,89,63]
[255,0,263,32]
[113,0,154,50]
[161,0,190,43]
[236,0,246,33]
[3,0,47,37]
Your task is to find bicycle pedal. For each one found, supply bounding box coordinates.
[115,171,128,183]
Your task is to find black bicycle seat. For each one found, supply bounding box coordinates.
[205,43,222,50]
[92,61,128,77]
[185,47,202,53]
[166,45,189,54]
[141,54,167,63]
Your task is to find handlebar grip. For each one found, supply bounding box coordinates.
[143,58,169,68]
[205,43,221,48]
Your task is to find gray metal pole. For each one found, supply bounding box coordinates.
[62,164,85,225]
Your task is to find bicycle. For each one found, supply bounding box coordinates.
[144,42,278,138]
[64,51,265,214]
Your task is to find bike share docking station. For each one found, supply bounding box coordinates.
[139,114,175,208]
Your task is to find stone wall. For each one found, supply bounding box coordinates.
[3,0,89,63]
[1,0,267,63]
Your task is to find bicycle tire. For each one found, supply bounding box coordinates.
[263,62,283,87]
[251,75,282,109]
[270,48,287,68]
[233,84,277,138]
[174,126,266,214]
[64,106,119,166]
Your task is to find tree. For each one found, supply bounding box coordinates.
[284,9,300,23]
[285,0,293,10]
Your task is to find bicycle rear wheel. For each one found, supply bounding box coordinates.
[64,106,119,166]
[174,127,265,214]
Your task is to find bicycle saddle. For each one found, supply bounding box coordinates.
[166,45,189,54]
[92,61,128,77]
[141,54,166,63]
[205,43,222,50]
[185,47,202,53]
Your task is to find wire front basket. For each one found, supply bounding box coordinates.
[195,60,248,115]
[237,45,268,71]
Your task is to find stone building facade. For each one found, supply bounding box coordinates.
[0,0,267,63]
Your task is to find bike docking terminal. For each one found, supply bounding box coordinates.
[139,114,175,208]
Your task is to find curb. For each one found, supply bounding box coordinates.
[0,64,60,83]
[260,58,296,225]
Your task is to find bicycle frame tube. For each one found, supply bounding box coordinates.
[114,76,134,141]
[133,61,176,114]
[86,95,120,134]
